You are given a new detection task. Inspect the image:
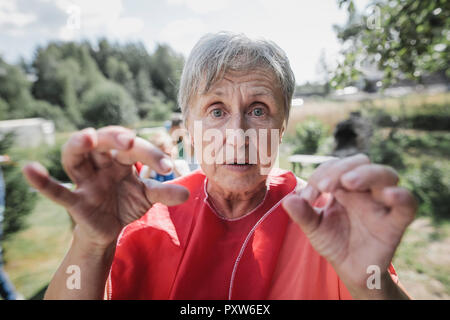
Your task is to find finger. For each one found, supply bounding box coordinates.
[95,126,136,153]
[113,137,174,175]
[340,164,399,195]
[302,154,370,205]
[299,159,339,207]
[61,128,97,183]
[382,187,417,229]
[334,188,388,219]
[22,162,78,208]
[282,194,322,236]
[142,179,190,206]
[90,150,114,169]
[315,153,371,193]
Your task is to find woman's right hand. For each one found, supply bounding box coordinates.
[22,126,190,249]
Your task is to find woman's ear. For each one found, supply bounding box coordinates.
[279,123,286,143]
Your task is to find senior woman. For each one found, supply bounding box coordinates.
[23,32,416,300]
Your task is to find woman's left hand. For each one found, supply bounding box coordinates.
[282,154,417,299]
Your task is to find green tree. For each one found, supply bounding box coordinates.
[81,81,139,128]
[0,57,34,119]
[333,0,449,87]
[149,44,184,106]
[293,118,329,154]
[32,42,105,127]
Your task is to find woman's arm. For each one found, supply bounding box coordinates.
[44,227,116,300]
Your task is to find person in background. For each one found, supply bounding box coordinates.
[0,155,23,300]
[139,131,190,182]
[168,113,200,172]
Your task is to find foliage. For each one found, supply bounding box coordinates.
[81,81,139,128]
[44,144,69,183]
[293,118,329,154]
[368,129,405,171]
[0,57,35,119]
[0,39,184,129]
[0,133,37,240]
[333,0,449,87]
[404,161,450,221]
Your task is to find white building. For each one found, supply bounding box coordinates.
[0,118,55,148]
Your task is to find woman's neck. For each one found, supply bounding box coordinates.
[206,180,267,219]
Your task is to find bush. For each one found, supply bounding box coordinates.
[366,104,450,131]
[0,133,37,240]
[137,94,172,121]
[28,100,74,131]
[369,129,405,171]
[293,118,329,154]
[81,81,138,128]
[404,161,450,221]
[44,144,70,183]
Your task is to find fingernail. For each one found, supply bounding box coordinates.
[117,133,134,149]
[160,158,173,172]
[318,178,331,191]
[342,171,359,186]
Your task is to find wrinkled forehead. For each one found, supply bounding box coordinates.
[197,67,283,99]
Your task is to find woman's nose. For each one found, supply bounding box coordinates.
[225,113,249,149]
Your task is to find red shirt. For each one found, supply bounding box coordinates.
[107,168,398,299]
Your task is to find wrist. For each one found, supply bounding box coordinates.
[346,271,406,300]
[72,226,117,260]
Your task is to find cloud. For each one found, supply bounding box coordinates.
[0,0,36,32]
[159,18,207,54]
[0,0,144,41]
[166,0,228,14]
[54,0,145,40]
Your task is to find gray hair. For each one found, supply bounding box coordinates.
[178,32,296,124]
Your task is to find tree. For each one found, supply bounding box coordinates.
[333,0,449,87]
[149,44,185,106]
[32,42,105,127]
[81,81,139,128]
[0,57,34,119]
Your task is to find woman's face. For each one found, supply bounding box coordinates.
[187,68,286,194]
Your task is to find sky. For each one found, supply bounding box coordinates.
[0,0,369,84]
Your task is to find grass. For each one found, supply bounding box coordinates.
[286,91,450,136]
[392,218,450,299]
[2,194,73,299]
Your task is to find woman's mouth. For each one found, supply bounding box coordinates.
[222,163,256,172]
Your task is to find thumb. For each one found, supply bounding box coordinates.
[282,194,321,236]
[142,179,190,207]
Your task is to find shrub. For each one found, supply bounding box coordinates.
[44,144,70,183]
[0,133,37,240]
[81,81,138,128]
[293,118,329,154]
[404,161,450,221]
[369,129,405,171]
[28,100,74,131]
[137,93,172,121]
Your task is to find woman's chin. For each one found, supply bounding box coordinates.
[213,165,266,192]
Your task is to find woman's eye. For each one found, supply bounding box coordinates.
[251,107,264,117]
[212,109,223,118]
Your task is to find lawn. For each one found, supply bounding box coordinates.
[2,194,73,299]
